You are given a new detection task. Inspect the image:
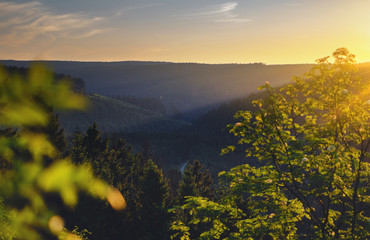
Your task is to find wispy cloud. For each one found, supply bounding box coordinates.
[176,2,251,23]
[0,1,107,46]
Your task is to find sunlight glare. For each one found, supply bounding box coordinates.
[107,188,127,211]
[48,215,65,234]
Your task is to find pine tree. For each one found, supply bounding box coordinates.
[138,159,170,240]
[178,160,214,203]
[70,130,88,165]
[45,111,67,155]
[172,160,215,239]
[84,122,105,160]
[67,125,152,240]
[178,164,197,203]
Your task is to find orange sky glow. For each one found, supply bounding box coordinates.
[1,0,370,64]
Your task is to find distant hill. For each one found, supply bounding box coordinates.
[2,65,85,93]
[192,62,370,135]
[58,94,189,134]
[0,65,187,134]
[0,60,313,120]
[112,95,166,115]
[2,60,369,121]
[192,91,267,135]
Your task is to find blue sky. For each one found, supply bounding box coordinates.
[1,0,369,63]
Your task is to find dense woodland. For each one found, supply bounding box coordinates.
[0,48,369,239]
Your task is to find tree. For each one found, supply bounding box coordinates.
[70,130,88,165]
[24,105,68,167]
[84,122,107,162]
[68,124,153,240]
[171,161,215,239]
[178,160,214,204]
[138,159,170,240]
[171,48,370,239]
[0,64,125,239]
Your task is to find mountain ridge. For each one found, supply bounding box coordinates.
[3,60,370,121]
[0,60,314,120]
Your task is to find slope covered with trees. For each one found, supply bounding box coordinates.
[0,60,313,120]
[59,94,189,134]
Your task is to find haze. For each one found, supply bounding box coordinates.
[1,0,370,64]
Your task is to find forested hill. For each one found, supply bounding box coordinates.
[0,65,188,134]
[0,60,313,120]
[3,65,85,93]
[3,61,369,121]
[193,62,370,134]
[59,94,189,134]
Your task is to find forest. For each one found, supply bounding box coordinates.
[0,48,369,239]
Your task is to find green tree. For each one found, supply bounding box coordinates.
[178,160,214,204]
[171,48,370,239]
[24,105,68,167]
[0,65,125,239]
[68,124,151,240]
[171,160,215,239]
[41,109,67,155]
[70,130,88,165]
[178,164,197,203]
[138,159,170,240]
[84,122,107,162]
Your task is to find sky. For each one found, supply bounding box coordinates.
[1,0,370,64]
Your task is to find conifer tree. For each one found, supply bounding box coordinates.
[44,110,67,155]
[179,164,197,203]
[84,122,106,160]
[70,130,88,165]
[138,159,170,240]
[178,160,214,203]
[171,160,215,239]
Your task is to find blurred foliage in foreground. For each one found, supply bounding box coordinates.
[0,64,125,240]
[170,48,370,239]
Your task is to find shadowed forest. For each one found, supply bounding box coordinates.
[0,48,369,239]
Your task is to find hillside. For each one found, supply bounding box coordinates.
[59,94,189,134]
[4,60,367,121]
[1,60,313,120]
[192,62,370,135]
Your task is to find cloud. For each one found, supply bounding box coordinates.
[176,2,251,23]
[0,1,106,46]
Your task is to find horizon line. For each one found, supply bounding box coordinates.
[1,59,370,66]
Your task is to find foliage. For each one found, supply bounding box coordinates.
[67,123,172,240]
[178,160,214,204]
[170,196,244,240]
[59,226,91,240]
[171,160,215,239]
[171,48,370,239]
[0,65,125,239]
[67,124,141,240]
[137,159,171,239]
